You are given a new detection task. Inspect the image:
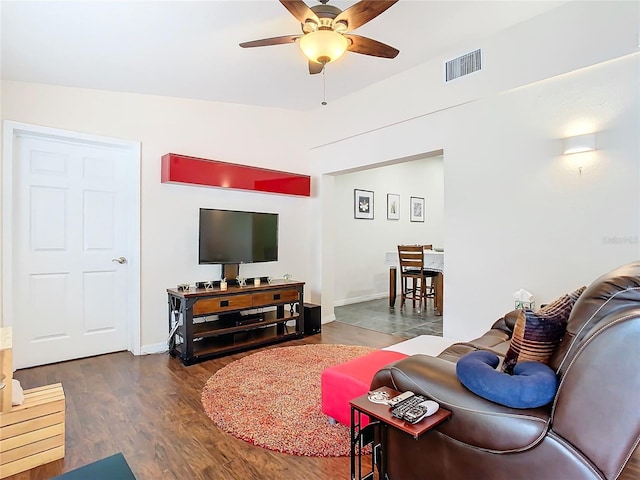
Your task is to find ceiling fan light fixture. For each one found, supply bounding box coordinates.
[333,20,348,34]
[299,29,349,64]
[302,20,318,34]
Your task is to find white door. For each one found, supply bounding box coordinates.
[3,123,140,368]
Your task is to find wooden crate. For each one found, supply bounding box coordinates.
[0,383,65,479]
[0,327,13,413]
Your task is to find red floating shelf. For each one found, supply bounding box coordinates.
[161,153,310,197]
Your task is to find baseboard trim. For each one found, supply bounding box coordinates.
[140,343,168,355]
[334,292,387,307]
[322,314,336,324]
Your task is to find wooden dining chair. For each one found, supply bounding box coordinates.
[421,244,439,301]
[397,245,432,312]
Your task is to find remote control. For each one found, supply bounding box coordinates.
[402,400,440,424]
[388,391,415,407]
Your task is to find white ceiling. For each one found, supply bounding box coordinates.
[1,0,568,111]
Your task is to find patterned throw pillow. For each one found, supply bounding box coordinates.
[502,294,575,374]
[568,285,587,303]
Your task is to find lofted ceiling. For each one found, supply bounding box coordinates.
[1,1,568,111]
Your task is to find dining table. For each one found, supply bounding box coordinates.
[385,249,444,315]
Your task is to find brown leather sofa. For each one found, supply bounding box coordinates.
[371,261,640,480]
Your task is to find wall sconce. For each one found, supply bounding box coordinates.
[563,133,596,155]
[562,132,597,177]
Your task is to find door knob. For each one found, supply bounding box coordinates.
[112,256,127,264]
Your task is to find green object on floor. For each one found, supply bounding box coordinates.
[52,453,136,480]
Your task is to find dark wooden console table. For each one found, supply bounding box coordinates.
[167,280,304,365]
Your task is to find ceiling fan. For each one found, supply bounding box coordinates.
[239,0,399,74]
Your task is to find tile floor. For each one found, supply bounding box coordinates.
[334,297,443,339]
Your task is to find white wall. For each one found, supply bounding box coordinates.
[2,1,638,354]
[309,1,639,148]
[310,2,640,339]
[332,156,444,305]
[0,83,312,351]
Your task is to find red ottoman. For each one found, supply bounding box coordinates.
[321,350,408,426]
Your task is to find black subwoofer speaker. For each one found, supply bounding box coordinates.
[301,302,321,336]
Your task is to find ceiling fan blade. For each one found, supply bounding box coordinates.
[308,61,324,75]
[239,35,301,48]
[345,34,399,58]
[334,0,398,31]
[280,0,319,25]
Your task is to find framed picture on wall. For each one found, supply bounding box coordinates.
[354,189,374,219]
[410,196,425,222]
[387,193,400,220]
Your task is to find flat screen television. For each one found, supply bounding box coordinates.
[198,208,278,264]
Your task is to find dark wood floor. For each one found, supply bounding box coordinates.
[6,322,639,480]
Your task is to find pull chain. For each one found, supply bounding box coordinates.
[321,66,327,106]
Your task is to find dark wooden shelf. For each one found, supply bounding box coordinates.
[191,310,298,338]
[167,281,305,365]
[173,326,300,363]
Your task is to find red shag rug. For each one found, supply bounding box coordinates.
[201,344,376,456]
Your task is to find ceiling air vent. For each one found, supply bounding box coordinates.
[445,49,482,82]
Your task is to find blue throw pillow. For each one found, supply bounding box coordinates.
[456,350,558,409]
